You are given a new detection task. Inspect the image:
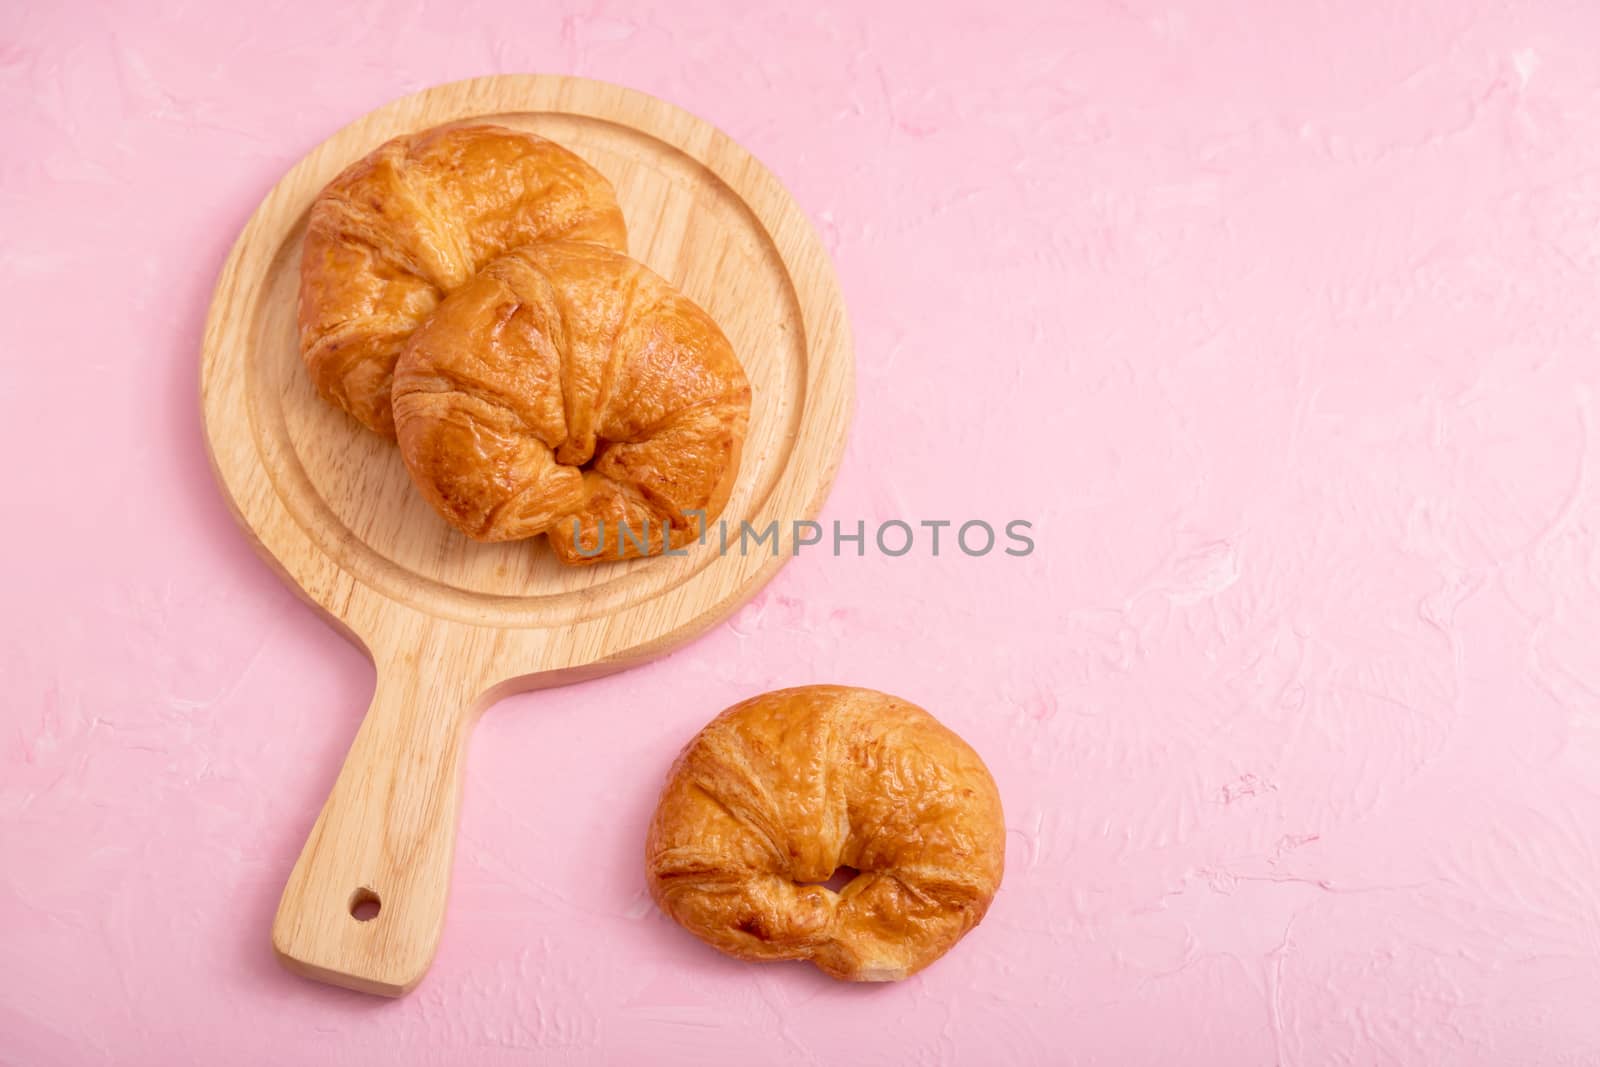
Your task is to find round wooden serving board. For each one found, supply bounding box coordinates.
[199,75,854,997]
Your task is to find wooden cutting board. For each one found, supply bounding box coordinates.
[199,74,853,997]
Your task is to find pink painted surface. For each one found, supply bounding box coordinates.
[4,0,1600,1063]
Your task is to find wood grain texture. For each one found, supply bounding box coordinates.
[199,75,854,997]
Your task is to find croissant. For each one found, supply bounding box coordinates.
[391,242,751,564]
[645,686,1006,981]
[297,124,627,436]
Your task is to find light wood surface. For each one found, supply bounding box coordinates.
[199,75,854,997]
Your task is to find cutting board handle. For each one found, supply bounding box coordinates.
[271,643,483,996]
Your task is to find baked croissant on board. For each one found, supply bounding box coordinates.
[298,124,629,437]
[296,123,750,563]
[394,242,750,564]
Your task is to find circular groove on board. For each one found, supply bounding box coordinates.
[244,117,806,627]
[202,75,852,652]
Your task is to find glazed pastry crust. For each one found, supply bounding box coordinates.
[298,124,628,436]
[646,686,1005,981]
[392,242,750,564]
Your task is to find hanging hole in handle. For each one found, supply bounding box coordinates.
[349,887,381,922]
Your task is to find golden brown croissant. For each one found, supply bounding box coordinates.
[298,124,627,436]
[645,686,1006,981]
[391,242,750,564]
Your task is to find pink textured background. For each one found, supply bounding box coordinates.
[5,1,1600,1063]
